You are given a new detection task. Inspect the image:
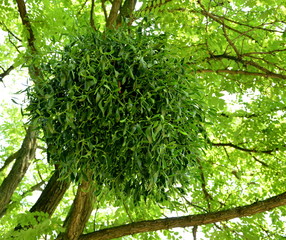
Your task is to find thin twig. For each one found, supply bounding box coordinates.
[90,0,97,31]
[196,158,213,211]
[0,21,22,42]
[250,154,270,167]
[222,25,241,57]
[0,65,15,82]
[77,0,89,16]
[101,0,108,22]
[197,0,256,41]
[196,69,286,79]
[211,142,278,154]
[242,48,286,56]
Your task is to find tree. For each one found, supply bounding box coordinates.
[1,0,286,239]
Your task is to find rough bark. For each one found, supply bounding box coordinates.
[0,126,37,217]
[106,0,122,29]
[57,180,96,240]
[79,191,286,240]
[0,149,20,172]
[0,180,45,218]
[29,170,70,215]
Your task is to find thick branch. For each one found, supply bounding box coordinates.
[117,0,137,26]
[14,169,70,230]
[106,0,122,29]
[16,0,42,79]
[79,191,286,240]
[29,170,70,215]
[57,180,95,240]
[0,126,37,217]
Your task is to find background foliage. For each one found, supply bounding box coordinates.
[0,0,286,239]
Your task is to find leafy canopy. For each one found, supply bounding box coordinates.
[1,0,286,239]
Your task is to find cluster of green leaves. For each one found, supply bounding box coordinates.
[0,211,63,240]
[27,28,206,200]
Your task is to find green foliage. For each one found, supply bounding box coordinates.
[27,28,205,200]
[1,0,286,239]
[1,211,64,240]
[0,104,24,170]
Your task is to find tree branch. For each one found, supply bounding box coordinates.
[57,179,95,240]
[29,170,70,215]
[15,0,36,53]
[106,0,122,29]
[209,13,285,34]
[90,0,97,31]
[77,0,89,16]
[14,169,70,231]
[0,179,45,218]
[0,126,37,217]
[208,53,285,77]
[117,0,137,26]
[79,191,286,240]
[242,48,286,56]
[197,0,256,41]
[0,21,22,42]
[196,158,213,210]
[0,65,15,82]
[250,154,269,167]
[211,142,276,154]
[196,69,286,79]
[101,0,108,22]
[222,25,240,57]
[0,149,20,172]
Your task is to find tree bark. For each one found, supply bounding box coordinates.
[0,126,37,217]
[79,191,286,240]
[14,169,70,231]
[16,0,36,53]
[29,170,70,215]
[57,180,96,240]
[106,0,122,29]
